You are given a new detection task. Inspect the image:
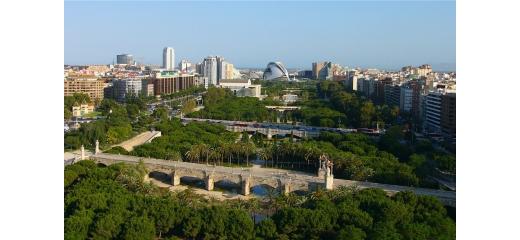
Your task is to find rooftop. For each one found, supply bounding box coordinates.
[219,79,250,84]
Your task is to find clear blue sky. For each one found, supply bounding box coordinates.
[65,1,455,71]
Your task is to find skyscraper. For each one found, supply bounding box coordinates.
[163,47,175,70]
[116,54,134,65]
[202,56,218,86]
[312,62,325,80]
[216,56,226,81]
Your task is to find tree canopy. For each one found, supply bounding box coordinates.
[65,162,455,240]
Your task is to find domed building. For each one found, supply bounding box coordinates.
[263,62,290,81]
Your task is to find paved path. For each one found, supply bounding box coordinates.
[112,131,161,151]
[90,153,455,206]
[64,150,93,166]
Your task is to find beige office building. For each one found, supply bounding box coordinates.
[64,76,105,100]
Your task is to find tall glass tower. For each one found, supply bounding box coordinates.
[163,47,175,70]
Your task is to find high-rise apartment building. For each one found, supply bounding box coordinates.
[312,62,325,80]
[163,47,175,70]
[178,60,192,72]
[374,77,393,104]
[345,70,358,91]
[400,87,414,112]
[358,78,376,97]
[116,54,134,65]
[112,79,143,102]
[441,93,456,137]
[224,63,235,80]
[201,56,218,86]
[216,56,226,81]
[424,92,443,133]
[141,79,155,97]
[384,84,401,107]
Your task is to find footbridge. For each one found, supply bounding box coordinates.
[181,117,358,139]
[87,153,455,207]
[113,131,162,151]
[225,125,318,139]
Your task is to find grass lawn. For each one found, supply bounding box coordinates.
[83,111,102,118]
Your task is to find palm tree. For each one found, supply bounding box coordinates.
[257,148,269,168]
[243,142,255,167]
[232,143,242,165]
[185,146,198,163]
[213,145,224,166]
[304,145,319,170]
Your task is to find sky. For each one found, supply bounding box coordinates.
[65,1,456,71]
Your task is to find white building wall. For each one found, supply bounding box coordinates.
[163,47,175,70]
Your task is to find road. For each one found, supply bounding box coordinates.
[148,93,204,108]
[180,117,363,135]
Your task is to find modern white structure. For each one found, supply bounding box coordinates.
[263,62,290,81]
[282,94,299,104]
[218,79,262,98]
[178,59,192,72]
[163,47,175,70]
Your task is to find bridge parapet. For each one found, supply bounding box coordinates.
[87,153,455,206]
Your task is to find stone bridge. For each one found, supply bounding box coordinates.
[87,153,455,207]
[91,153,331,196]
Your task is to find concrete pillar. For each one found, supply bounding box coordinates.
[95,140,100,155]
[278,179,291,195]
[267,128,272,140]
[80,145,85,160]
[325,174,334,190]
[170,171,181,186]
[240,175,251,196]
[204,171,214,191]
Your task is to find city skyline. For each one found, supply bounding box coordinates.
[65,1,456,71]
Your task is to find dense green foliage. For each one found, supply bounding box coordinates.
[132,119,241,161]
[188,81,398,129]
[379,126,456,174]
[161,85,206,100]
[293,81,399,128]
[256,132,419,186]
[188,87,274,122]
[64,98,152,150]
[65,161,455,240]
[260,80,317,99]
